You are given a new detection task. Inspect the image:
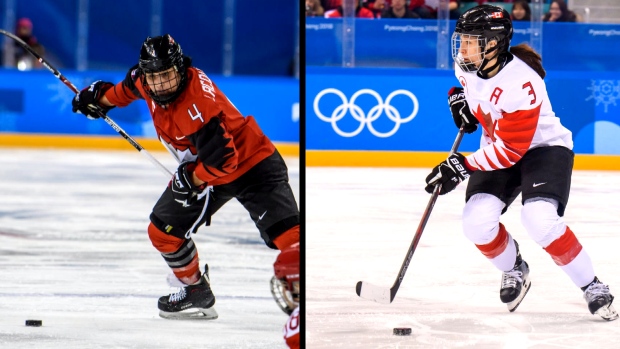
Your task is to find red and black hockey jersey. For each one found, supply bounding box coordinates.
[104,66,275,186]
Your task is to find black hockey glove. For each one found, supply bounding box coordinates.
[425,153,474,195]
[448,87,478,134]
[72,80,115,120]
[170,161,208,207]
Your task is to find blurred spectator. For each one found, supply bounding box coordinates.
[409,0,460,19]
[14,17,45,70]
[306,0,325,16]
[325,0,375,18]
[511,0,531,21]
[382,0,421,18]
[322,0,342,11]
[543,0,578,22]
[364,0,387,18]
[460,1,533,4]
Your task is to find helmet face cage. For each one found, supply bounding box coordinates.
[139,34,187,105]
[142,67,182,104]
[452,33,489,73]
[270,276,299,315]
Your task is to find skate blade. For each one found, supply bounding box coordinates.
[595,304,619,321]
[159,307,218,320]
[507,279,531,313]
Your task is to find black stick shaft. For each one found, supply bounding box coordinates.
[388,129,465,301]
[0,29,172,177]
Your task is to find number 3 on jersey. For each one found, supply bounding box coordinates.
[522,82,536,105]
[187,104,204,123]
[490,82,536,106]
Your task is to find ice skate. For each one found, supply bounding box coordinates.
[158,264,218,320]
[499,241,531,312]
[583,277,618,321]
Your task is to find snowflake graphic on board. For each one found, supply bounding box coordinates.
[47,82,76,112]
[585,80,620,113]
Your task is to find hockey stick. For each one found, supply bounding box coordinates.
[0,29,172,177]
[355,128,465,304]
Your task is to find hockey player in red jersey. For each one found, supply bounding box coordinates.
[425,5,617,320]
[71,34,300,319]
[271,243,300,349]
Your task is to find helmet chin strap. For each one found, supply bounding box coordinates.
[477,44,509,79]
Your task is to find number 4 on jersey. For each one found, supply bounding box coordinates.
[188,103,204,123]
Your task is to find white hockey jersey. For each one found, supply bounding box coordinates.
[454,56,573,171]
[283,306,300,349]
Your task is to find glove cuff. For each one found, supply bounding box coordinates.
[179,162,206,191]
[447,153,475,180]
[99,82,114,95]
[96,83,114,109]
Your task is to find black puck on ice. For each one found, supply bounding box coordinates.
[25,320,42,327]
[393,327,411,336]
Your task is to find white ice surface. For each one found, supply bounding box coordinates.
[307,166,620,349]
[0,148,298,349]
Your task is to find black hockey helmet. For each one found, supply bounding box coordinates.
[139,34,188,105]
[452,5,513,74]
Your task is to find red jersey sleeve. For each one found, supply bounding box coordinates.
[103,65,144,107]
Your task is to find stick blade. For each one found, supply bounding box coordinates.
[356,281,393,304]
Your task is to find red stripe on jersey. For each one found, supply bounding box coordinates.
[543,226,583,266]
[502,140,525,159]
[463,157,476,171]
[503,146,522,163]
[483,148,501,170]
[474,158,488,171]
[476,223,509,259]
[496,104,541,156]
[493,144,512,167]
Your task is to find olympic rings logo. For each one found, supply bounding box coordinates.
[313,88,419,138]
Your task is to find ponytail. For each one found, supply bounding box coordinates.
[510,43,546,79]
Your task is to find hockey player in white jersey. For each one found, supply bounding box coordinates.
[425,4,617,320]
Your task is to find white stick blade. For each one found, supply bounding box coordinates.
[356,281,392,304]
